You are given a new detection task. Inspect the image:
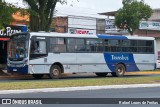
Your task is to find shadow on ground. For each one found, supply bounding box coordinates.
[0,72,159,82]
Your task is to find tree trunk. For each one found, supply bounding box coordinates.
[24,0,60,32]
[29,15,40,32]
[39,13,47,31]
[46,0,58,32]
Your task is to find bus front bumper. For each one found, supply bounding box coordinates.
[7,65,28,74]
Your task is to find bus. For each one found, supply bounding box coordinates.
[7,32,156,79]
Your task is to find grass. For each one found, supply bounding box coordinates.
[0,76,160,90]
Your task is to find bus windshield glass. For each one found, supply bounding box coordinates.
[8,34,29,59]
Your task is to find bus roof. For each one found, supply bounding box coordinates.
[17,32,155,40]
[97,34,155,40]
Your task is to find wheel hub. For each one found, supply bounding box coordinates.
[118,67,123,74]
[52,68,59,76]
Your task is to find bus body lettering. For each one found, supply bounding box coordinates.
[111,55,129,61]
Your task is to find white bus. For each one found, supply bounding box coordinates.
[7,32,156,79]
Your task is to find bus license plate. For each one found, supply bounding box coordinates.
[13,69,17,71]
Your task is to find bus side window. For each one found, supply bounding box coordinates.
[50,38,66,53]
[108,40,121,52]
[56,38,66,52]
[137,40,154,54]
[38,41,47,54]
[86,39,103,52]
[76,39,86,52]
[67,38,76,52]
[31,40,46,54]
[86,39,97,52]
[130,40,137,53]
[30,41,35,53]
[34,41,40,53]
[104,39,109,52]
[130,47,137,52]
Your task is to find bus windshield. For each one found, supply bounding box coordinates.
[8,34,29,59]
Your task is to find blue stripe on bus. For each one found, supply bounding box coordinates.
[103,53,139,72]
[7,65,28,74]
[97,34,128,40]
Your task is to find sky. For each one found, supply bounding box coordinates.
[5,0,160,18]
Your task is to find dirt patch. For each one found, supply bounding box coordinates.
[153,80,160,83]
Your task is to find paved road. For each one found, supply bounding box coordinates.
[0,87,160,107]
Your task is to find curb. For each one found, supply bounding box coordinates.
[0,84,160,95]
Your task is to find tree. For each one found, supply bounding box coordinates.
[115,0,152,35]
[22,0,68,32]
[0,0,17,29]
[122,0,135,5]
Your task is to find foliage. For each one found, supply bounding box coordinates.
[22,0,68,32]
[0,0,17,29]
[115,0,152,35]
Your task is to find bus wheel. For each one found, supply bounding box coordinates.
[32,74,44,79]
[95,73,108,77]
[49,65,61,79]
[112,64,125,77]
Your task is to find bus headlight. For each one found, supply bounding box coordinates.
[29,65,33,68]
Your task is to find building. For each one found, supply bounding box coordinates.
[51,15,97,34]
[149,8,160,21]
[11,12,29,26]
[135,9,160,38]
[0,12,28,69]
[99,9,160,57]
[52,15,120,35]
[96,19,106,34]
[51,16,68,33]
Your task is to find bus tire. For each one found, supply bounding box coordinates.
[49,65,61,79]
[32,74,44,79]
[95,73,108,77]
[112,64,125,77]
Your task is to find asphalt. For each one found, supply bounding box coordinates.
[0,70,160,107]
[0,87,160,107]
[0,84,160,95]
[1,86,160,98]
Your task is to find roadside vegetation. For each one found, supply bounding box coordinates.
[115,0,152,35]
[0,76,159,90]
